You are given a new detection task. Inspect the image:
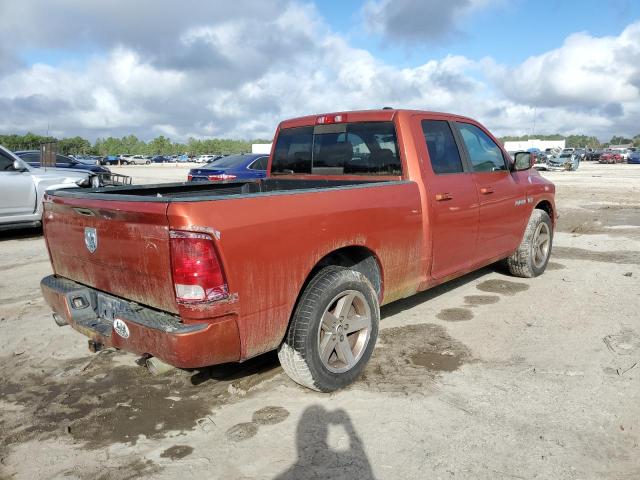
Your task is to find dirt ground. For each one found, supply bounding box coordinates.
[1,162,639,479]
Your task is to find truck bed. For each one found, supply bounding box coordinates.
[43,177,421,320]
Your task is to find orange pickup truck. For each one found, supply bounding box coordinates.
[41,109,556,391]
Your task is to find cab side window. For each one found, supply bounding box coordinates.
[455,122,506,172]
[421,120,464,174]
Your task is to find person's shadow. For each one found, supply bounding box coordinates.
[275,404,375,480]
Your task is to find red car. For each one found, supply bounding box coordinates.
[40,109,556,391]
[599,151,623,164]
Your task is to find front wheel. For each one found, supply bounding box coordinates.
[507,209,553,278]
[278,266,379,392]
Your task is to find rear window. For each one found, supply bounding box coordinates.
[271,121,402,176]
[210,154,251,168]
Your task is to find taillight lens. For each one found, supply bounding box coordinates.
[316,114,346,124]
[187,174,193,181]
[169,231,228,303]
[207,173,237,181]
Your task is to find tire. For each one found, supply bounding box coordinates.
[507,209,553,278]
[277,266,380,392]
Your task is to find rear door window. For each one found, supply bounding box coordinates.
[272,122,402,176]
[249,156,268,170]
[421,120,464,174]
[455,122,507,172]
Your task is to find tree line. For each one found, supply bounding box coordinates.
[499,134,640,148]
[0,133,272,156]
[1,131,639,156]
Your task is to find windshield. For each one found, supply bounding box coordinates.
[272,121,402,176]
[207,154,250,168]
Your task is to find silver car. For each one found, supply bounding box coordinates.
[0,145,90,230]
[547,152,580,171]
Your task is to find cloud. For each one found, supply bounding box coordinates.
[0,1,638,142]
[362,0,499,44]
[487,23,640,109]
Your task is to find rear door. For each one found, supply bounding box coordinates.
[454,121,525,259]
[418,118,479,279]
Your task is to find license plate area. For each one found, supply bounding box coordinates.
[96,293,126,321]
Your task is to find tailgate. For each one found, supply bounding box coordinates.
[43,195,178,314]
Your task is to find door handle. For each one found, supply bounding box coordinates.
[435,193,453,201]
[480,187,495,195]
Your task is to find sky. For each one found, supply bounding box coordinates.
[0,0,639,142]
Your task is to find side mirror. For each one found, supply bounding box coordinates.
[13,159,26,172]
[513,151,534,171]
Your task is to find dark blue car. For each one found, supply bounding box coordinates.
[15,150,111,174]
[188,153,268,182]
[628,149,640,164]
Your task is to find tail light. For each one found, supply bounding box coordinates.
[187,174,193,181]
[169,231,228,303]
[207,173,236,181]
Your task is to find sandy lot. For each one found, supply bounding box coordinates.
[1,162,639,480]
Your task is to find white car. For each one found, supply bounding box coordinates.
[121,155,150,165]
[0,145,90,230]
[613,148,630,160]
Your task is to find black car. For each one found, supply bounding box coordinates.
[15,150,111,174]
[151,155,171,163]
[585,149,603,161]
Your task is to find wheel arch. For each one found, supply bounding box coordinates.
[306,246,383,299]
[534,199,555,227]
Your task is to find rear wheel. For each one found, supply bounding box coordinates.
[507,209,553,278]
[278,266,379,392]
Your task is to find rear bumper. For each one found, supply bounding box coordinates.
[41,275,241,368]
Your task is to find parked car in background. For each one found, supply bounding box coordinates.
[613,148,631,160]
[585,149,603,161]
[101,155,121,165]
[599,151,624,164]
[188,153,269,182]
[72,155,102,165]
[121,155,150,165]
[547,152,580,170]
[196,154,219,163]
[151,155,171,163]
[0,145,94,230]
[176,154,190,163]
[15,150,111,174]
[627,150,640,164]
[574,149,587,160]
